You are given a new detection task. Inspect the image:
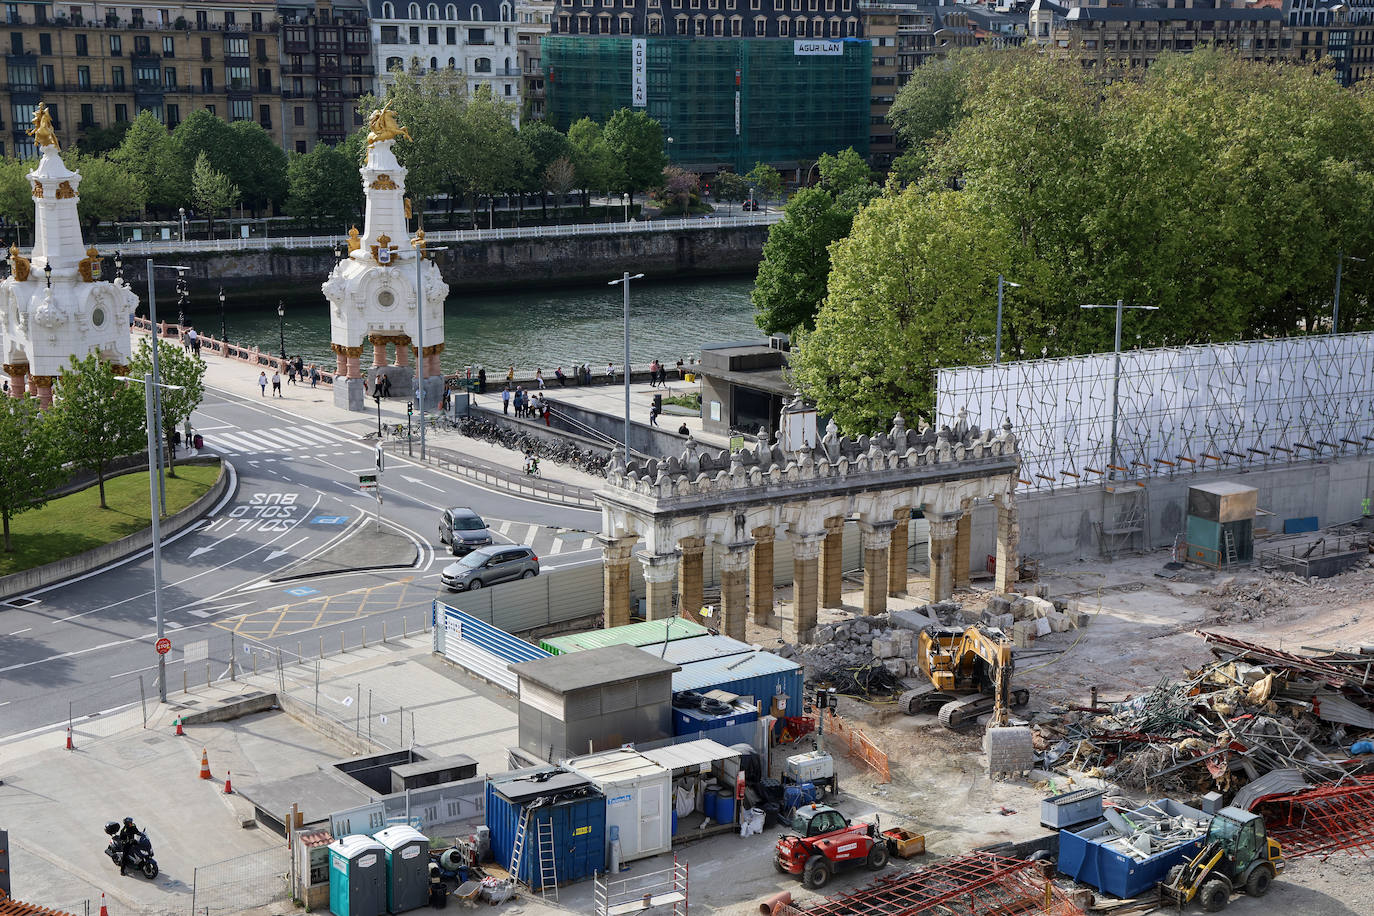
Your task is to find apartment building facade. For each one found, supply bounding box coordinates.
[277,0,373,151]
[0,1,282,156]
[515,0,549,118]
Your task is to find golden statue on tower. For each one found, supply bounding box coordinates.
[366,100,411,148]
[28,102,58,150]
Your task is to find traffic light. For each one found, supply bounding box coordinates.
[407,401,414,417]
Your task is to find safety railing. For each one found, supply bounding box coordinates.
[824,708,891,783]
[109,211,784,256]
[380,439,599,508]
[132,317,337,385]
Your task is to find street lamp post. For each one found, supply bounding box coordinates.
[276,300,286,361]
[623,192,630,223]
[178,207,186,242]
[414,243,449,461]
[1333,251,1365,334]
[147,260,189,514]
[115,372,184,704]
[994,274,1021,365]
[608,271,645,458]
[1081,299,1159,481]
[218,287,226,345]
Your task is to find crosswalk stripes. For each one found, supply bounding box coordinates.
[473,519,596,557]
[208,423,361,457]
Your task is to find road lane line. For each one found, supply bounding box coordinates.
[9,627,31,635]
[110,664,158,679]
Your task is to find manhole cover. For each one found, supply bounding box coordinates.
[4,596,39,609]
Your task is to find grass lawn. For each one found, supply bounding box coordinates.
[0,462,221,576]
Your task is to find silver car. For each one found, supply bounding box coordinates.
[441,545,539,591]
[439,507,494,556]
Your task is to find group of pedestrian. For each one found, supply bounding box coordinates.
[258,370,283,397]
[502,384,551,424]
[183,327,202,357]
[373,373,394,398]
[648,359,674,387]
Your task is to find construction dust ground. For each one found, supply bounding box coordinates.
[733,548,1374,913]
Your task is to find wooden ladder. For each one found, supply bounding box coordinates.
[536,817,558,900]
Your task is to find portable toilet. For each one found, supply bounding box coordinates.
[329,834,387,916]
[374,824,428,914]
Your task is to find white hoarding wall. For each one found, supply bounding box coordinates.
[936,333,1374,492]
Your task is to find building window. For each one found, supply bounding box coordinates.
[75,33,87,55]
[649,14,662,32]
[777,14,788,35]
[428,2,439,17]
[79,102,93,125]
[695,13,705,33]
[296,140,307,152]
[164,66,177,88]
[294,105,305,125]
[204,104,215,115]
[227,64,250,90]
[163,36,175,56]
[446,3,457,17]
[201,36,211,58]
[200,67,212,91]
[135,62,159,87]
[112,65,125,88]
[410,25,420,41]
[166,103,179,128]
[753,14,765,34]
[77,64,90,87]
[110,34,121,54]
[114,103,128,122]
[258,68,271,91]
[259,103,271,126]
[845,16,856,36]
[471,4,482,19]
[730,14,741,34]
[598,13,609,31]
[196,10,208,28]
[409,3,420,18]
[225,36,248,56]
[428,26,437,42]
[39,63,52,87]
[230,98,252,121]
[382,1,395,16]
[251,10,262,29]
[504,82,511,95]
[474,56,491,71]
[620,14,631,30]
[37,32,49,53]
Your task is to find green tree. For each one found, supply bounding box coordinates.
[285,144,364,228]
[130,338,206,479]
[64,151,146,230]
[0,396,65,551]
[224,121,288,216]
[744,162,783,208]
[543,156,575,223]
[51,353,145,510]
[0,157,36,233]
[170,110,234,188]
[519,120,573,219]
[458,86,527,228]
[190,152,240,238]
[603,108,666,202]
[817,147,879,212]
[112,111,185,212]
[751,188,853,336]
[568,117,621,212]
[78,121,132,156]
[713,171,750,215]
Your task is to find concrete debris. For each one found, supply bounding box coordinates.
[1208,577,1290,621]
[1093,802,1210,863]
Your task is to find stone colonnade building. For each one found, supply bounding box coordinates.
[0,106,138,406]
[595,411,1021,643]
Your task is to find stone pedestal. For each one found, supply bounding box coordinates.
[366,364,413,399]
[333,376,365,411]
[750,526,774,626]
[928,515,959,603]
[995,499,1020,594]
[791,534,825,644]
[860,522,893,616]
[955,507,972,588]
[601,535,637,628]
[419,373,446,407]
[820,517,845,608]
[719,544,751,642]
[889,507,911,596]
[678,537,705,621]
[639,552,678,621]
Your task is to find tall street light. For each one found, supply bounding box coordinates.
[218,287,226,344]
[414,241,449,462]
[994,274,1022,365]
[178,207,186,242]
[1333,251,1365,334]
[1081,299,1158,481]
[609,271,645,458]
[276,300,286,361]
[622,192,630,223]
[147,260,189,515]
[116,372,184,704]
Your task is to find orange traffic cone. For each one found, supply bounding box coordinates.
[66,727,74,750]
[223,770,233,795]
[199,748,212,780]
[99,893,109,916]
[174,717,184,736]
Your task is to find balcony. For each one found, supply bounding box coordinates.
[285,62,317,74]
[524,65,544,75]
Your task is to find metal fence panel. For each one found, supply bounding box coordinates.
[190,847,289,916]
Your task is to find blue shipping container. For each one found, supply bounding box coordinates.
[1057,799,1208,899]
[485,782,606,889]
[672,702,760,737]
[672,652,804,717]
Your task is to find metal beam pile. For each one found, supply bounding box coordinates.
[1033,632,1374,795]
[791,853,1084,915]
[1261,775,1374,858]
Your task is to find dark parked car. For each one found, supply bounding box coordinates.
[441,545,539,591]
[439,507,493,555]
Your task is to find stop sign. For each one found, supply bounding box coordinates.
[155,637,172,655]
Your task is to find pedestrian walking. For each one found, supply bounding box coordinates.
[650,359,660,387]
[515,386,526,417]
[288,363,298,385]
[271,370,282,397]
[506,366,515,383]
[535,368,545,389]
[373,376,384,399]
[186,327,199,356]
[543,402,551,426]
[309,364,319,387]
[258,370,268,396]
[502,385,512,415]
[478,366,486,393]
[381,374,392,398]
[649,404,660,427]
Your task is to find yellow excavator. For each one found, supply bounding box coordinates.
[898,625,1029,728]
[1160,807,1283,911]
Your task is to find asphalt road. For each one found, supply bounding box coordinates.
[0,386,601,740]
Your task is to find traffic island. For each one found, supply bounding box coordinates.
[270,520,418,581]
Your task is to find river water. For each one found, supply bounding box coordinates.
[191,275,760,374]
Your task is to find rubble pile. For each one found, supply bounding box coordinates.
[1207,576,1289,622]
[1035,631,1374,794]
[1095,803,1210,863]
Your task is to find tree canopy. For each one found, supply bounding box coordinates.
[791,48,1374,431]
[603,108,666,201]
[0,396,65,551]
[751,188,854,337]
[112,112,185,213]
[51,353,145,509]
[286,144,364,227]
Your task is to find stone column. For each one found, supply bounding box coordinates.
[819,516,845,609]
[750,526,775,626]
[395,335,412,367]
[718,543,752,642]
[955,505,973,588]
[859,521,894,617]
[791,534,825,644]
[888,507,911,597]
[600,535,637,629]
[344,345,364,379]
[26,374,37,396]
[678,536,705,622]
[3,364,27,398]
[370,334,388,368]
[33,376,54,409]
[928,515,960,603]
[995,499,1020,594]
[639,551,678,621]
[332,344,346,377]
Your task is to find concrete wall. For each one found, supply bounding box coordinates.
[997,456,1374,562]
[120,225,769,301]
[541,397,690,459]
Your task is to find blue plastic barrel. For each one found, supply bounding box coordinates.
[716,790,736,823]
[703,789,718,821]
[671,810,678,835]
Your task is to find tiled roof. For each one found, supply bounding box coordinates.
[0,893,81,916]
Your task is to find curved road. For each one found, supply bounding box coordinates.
[0,387,601,741]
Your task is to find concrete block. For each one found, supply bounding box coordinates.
[987,596,1013,615]
[958,605,984,624]
[1045,611,1070,633]
[1065,610,1090,629]
[985,726,1035,775]
[1034,617,1052,637]
[891,609,939,631]
[982,612,1014,630]
[1012,620,1037,647]
[871,637,892,658]
[1023,596,1056,618]
[882,658,907,678]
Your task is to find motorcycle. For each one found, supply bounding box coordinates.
[103,823,159,879]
